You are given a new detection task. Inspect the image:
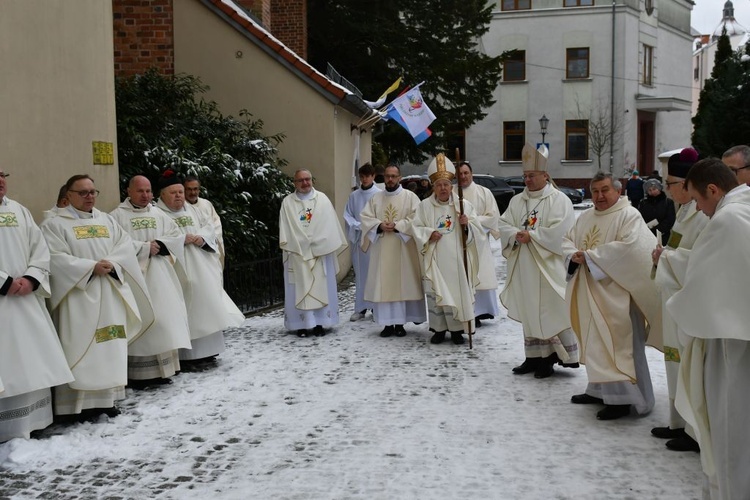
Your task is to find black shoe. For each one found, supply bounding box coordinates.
[475,318,482,328]
[596,404,631,420]
[512,358,540,375]
[296,329,309,338]
[102,406,121,418]
[571,393,604,405]
[128,378,172,390]
[666,435,700,452]
[450,331,465,345]
[534,363,554,379]
[651,426,686,439]
[561,362,580,368]
[476,313,494,320]
[313,325,325,337]
[380,325,395,337]
[430,331,446,344]
[394,325,407,337]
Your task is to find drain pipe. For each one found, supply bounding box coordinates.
[610,0,616,173]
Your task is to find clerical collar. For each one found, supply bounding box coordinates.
[0,197,6,206]
[436,195,452,205]
[385,185,402,196]
[129,199,148,210]
[66,206,95,219]
[296,189,315,201]
[527,186,545,198]
[361,184,374,191]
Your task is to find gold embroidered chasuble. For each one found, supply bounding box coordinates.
[454,182,500,291]
[359,188,423,303]
[110,200,192,356]
[562,197,661,384]
[41,206,153,391]
[279,189,347,310]
[0,197,73,398]
[498,184,575,339]
[412,195,482,329]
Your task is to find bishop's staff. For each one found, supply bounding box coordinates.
[455,148,473,349]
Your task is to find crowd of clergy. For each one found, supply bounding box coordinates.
[0,170,244,443]
[281,143,750,500]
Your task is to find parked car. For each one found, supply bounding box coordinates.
[470,174,516,212]
[501,176,584,205]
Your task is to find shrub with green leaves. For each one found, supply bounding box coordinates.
[115,69,292,264]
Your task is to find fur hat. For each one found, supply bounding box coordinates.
[667,148,699,179]
[158,169,183,190]
[644,178,663,192]
[521,143,549,172]
[427,153,455,183]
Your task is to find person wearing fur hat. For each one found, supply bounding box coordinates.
[498,143,580,379]
[722,144,750,186]
[637,178,675,246]
[411,154,483,345]
[650,147,707,453]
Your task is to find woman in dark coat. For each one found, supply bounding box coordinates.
[638,178,675,246]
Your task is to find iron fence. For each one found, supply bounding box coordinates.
[223,255,284,315]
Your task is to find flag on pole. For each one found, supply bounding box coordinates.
[364,77,403,108]
[384,87,436,145]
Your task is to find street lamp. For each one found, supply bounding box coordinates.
[539,114,549,145]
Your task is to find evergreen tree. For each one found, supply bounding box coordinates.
[115,69,292,264]
[308,0,509,164]
[692,29,750,157]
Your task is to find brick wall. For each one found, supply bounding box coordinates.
[269,0,307,60]
[112,0,174,77]
[234,0,271,28]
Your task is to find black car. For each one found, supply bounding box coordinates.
[471,174,516,212]
[501,176,584,205]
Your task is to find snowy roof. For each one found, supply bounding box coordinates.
[200,0,375,120]
[712,0,748,38]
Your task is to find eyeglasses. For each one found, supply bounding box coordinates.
[0,172,9,178]
[664,180,683,188]
[68,189,100,197]
[728,164,750,174]
[522,173,542,180]
[293,177,312,183]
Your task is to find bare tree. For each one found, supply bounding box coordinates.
[576,97,624,172]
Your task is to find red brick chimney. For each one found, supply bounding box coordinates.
[112,0,175,77]
[235,0,307,60]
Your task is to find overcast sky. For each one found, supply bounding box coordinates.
[692,0,750,34]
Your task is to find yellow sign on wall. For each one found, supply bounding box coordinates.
[92,141,114,165]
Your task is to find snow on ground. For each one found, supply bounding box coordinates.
[0,239,702,499]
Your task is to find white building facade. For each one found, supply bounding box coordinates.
[465,0,694,188]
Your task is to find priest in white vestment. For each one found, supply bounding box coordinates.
[454,161,500,327]
[562,172,661,420]
[721,144,750,187]
[110,176,192,387]
[498,143,580,379]
[184,176,225,269]
[667,159,750,499]
[279,169,347,337]
[412,154,481,345]
[650,148,707,452]
[41,174,153,418]
[156,173,244,366]
[343,163,381,321]
[360,165,426,337]
[0,170,74,441]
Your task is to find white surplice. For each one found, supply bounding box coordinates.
[156,200,244,360]
[562,197,660,414]
[41,206,153,414]
[667,185,750,496]
[111,200,192,378]
[412,194,481,334]
[359,186,425,325]
[189,197,224,268]
[653,199,708,429]
[0,197,73,439]
[498,184,579,362]
[343,184,381,314]
[279,189,347,330]
[454,182,500,318]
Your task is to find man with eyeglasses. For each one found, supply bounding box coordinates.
[110,175,192,388]
[667,158,750,498]
[721,145,750,186]
[0,169,73,441]
[498,143,580,379]
[650,147,707,453]
[359,164,425,338]
[454,161,501,328]
[41,174,153,422]
[156,171,244,368]
[184,176,225,269]
[279,169,347,338]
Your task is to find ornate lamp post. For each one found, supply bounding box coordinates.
[539,114,549,145]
